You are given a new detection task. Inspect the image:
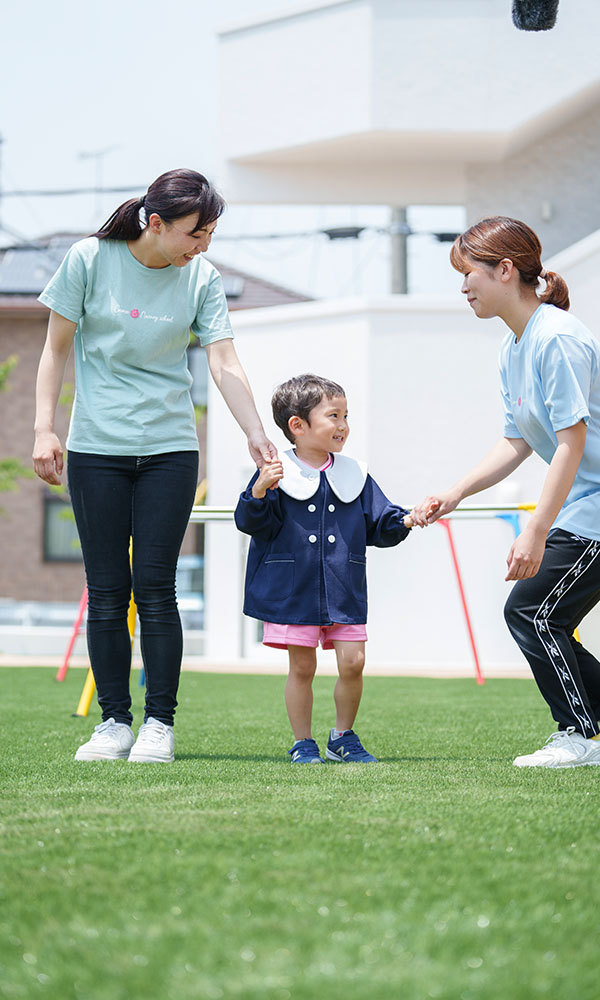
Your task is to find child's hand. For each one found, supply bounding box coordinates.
[410,497,443,527]
[252,459,284,498]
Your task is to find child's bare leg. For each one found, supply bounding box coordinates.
[332,641,366,731]
[285,645,318,740]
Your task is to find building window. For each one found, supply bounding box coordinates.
[43,492,82,562]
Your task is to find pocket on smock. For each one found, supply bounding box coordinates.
[263,553,295,598]
[348,552,366,591]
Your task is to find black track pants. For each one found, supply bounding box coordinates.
[504,528,600,738]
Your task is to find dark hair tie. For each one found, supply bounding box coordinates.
[139,195,146,207]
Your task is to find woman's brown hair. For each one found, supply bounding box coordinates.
[92,168,225,242]
[450,216,570,311]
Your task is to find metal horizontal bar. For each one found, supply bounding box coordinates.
[189,507,237,522]
[189,502,536,523]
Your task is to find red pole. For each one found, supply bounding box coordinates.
[56,586,88,682]
[438,520,484,685]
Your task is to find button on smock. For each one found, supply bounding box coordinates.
[308,534,317,544]
[308,504,316,512]
[328,534,336,543]
[328,504,335,512]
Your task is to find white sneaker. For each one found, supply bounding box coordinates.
[128,717,174,763]
[513,727,600,768]
[74,718,135,761]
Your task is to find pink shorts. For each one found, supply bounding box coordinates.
[263,621,367,650]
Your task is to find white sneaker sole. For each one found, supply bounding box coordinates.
[513,757,600,768]
[128,750,174,763]
[74,747,132,761]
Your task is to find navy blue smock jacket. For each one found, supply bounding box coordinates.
[234,449,411,625]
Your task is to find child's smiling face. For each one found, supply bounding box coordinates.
[291,394,349,463]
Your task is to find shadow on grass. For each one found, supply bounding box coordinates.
[176,752,284,763]
[177,753,511,765]
[377,755,511,763]
[171,752,509,765]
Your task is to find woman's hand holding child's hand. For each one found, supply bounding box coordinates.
[410,497,443,527]
[251,458,284,498]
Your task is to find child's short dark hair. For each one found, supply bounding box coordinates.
[271,373,346,444]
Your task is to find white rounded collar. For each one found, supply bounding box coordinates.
[278,449,368,502]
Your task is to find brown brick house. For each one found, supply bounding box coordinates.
[0,236,309,603]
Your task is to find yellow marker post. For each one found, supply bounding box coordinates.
[127,591,137,642]
[73,667,96,718]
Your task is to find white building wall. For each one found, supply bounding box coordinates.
[466,104,600,259]
[537,228,600,336]
[218,2,371,161]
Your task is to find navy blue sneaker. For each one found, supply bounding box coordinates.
[326,729,378,762]
[288,738,325,763]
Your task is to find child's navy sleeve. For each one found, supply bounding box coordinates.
[234,471,284,542]
[361,475,411,547]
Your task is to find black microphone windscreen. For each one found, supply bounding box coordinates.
[512,0,559,31]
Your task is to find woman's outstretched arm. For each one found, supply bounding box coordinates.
[205,339,278,468]
[411,436,533,526]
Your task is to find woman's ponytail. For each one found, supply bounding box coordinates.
[539,269,570,311]
[92,197,145,241]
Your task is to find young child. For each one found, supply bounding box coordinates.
[234,373,415,764]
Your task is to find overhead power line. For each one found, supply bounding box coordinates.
[0,183,460,246]
[215,227,460,243]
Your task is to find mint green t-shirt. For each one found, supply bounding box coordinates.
[38,237,233,455]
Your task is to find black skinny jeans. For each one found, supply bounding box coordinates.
[68,451,199,727]
[504,528,600,738]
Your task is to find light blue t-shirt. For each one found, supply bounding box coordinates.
[500,302,600,541]
[38,237,233,455]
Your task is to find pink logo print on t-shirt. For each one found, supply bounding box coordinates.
[518,397,522,406]
[130,309,139,319]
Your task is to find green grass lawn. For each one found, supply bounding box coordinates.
[1,668,599,1000]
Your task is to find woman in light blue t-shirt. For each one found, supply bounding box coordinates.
[33,168,277,764]
[413,217,600,770]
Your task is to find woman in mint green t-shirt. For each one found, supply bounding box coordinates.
[33,168,277,764]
